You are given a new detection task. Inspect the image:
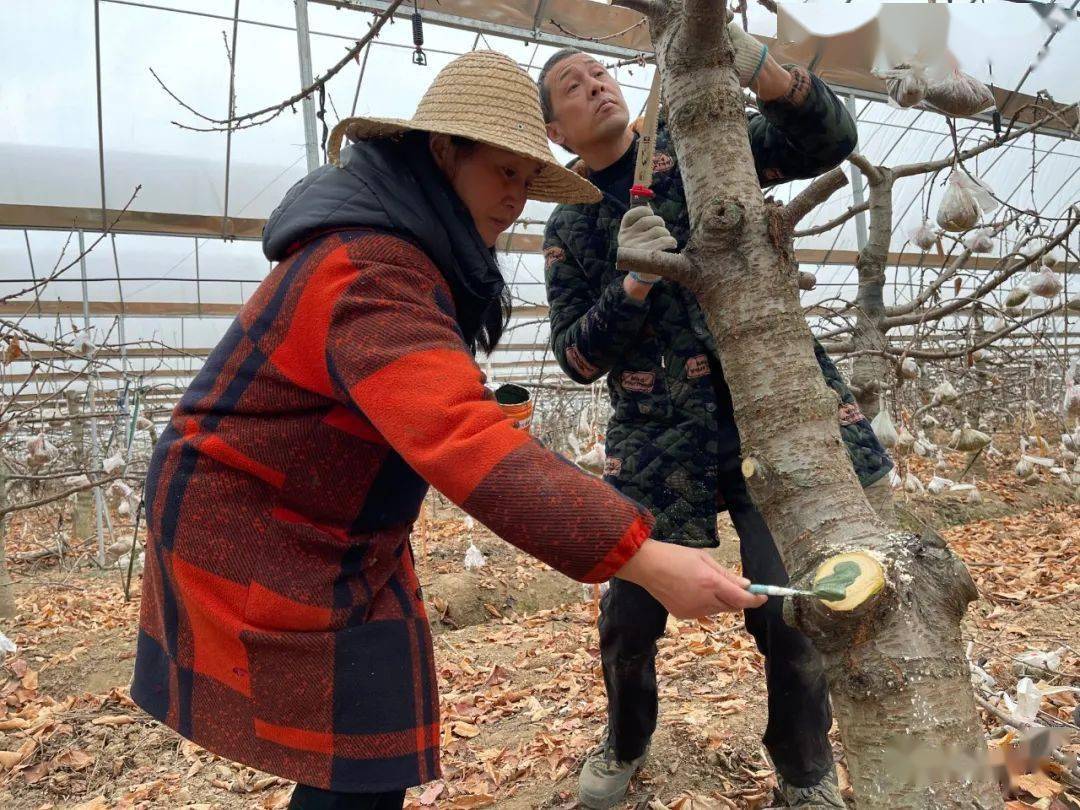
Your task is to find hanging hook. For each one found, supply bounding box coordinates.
[412,2,427,66]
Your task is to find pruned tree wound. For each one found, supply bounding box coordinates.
[612,0,1001,805]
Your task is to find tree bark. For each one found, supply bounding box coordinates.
[613,1,1000,806]
[849,164,895,420]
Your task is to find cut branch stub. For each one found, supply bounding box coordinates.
[698,197,745,247]
[813,551,885,610]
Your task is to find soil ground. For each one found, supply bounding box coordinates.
[0,438,1077,809]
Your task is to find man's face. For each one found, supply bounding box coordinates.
[544,53,630,154]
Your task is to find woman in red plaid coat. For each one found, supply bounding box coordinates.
[131,52,762,810]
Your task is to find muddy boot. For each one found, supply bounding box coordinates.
[578,736,648,809]
[775,767,846,808]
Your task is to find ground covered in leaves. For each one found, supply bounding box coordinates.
[0,439,1077,809]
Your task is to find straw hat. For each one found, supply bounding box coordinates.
[328,50,601,205]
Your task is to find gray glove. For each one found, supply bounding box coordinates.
[617,206,678,284]
[727,22,768,88]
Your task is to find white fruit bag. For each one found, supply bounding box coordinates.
[1029,266,1062,298]
[871,407,899,448]
[908,220,938,251]
[924,68,996,117]
[878,63,928,108]
[962,228,994,253]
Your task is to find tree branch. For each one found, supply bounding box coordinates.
[794,200,869,238]
[846,152,883,186]
[0,187,141,304]
[892,111,1056,179]
[151,0,405,132]
[783,167,849,229]
[609,0,660,17]
[616,248,693,286]
[0,473,122,518]
[884,214,1078,322]
[890,299,1071,360]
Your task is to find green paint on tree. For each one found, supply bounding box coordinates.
[814,560,862,602]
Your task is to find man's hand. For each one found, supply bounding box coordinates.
[619,206,678,255]
[615,539,767,619]
[618,206,677,297]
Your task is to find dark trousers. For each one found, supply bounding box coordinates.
[289,785,405,809]
[599,472,833,788]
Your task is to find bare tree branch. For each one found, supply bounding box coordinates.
[0,187,141,305]
[151,1,405,132]
[794,200,869,238]
[783,167,849,229]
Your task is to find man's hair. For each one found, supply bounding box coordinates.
[537,47,585,123]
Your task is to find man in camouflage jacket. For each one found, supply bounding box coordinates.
[538,37,893,810]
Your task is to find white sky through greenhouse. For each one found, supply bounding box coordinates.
[1,0,1078,395]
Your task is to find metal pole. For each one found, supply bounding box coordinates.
[78,230,107,567]
[294,0,320,173]
[110,234,128,376]
[222,0,241,238]
[93,0,108,234]
[194,237,203,317]
[845,94,868,252]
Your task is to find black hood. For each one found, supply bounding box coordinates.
[262,133,506,348]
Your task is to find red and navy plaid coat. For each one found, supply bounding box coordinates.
[130,228,653,792]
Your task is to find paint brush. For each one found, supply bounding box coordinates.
[747,583,846,602]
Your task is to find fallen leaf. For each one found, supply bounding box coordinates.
[52,748,94,771]
[452,722,481,739]
[1017,771,1066,800]
[0,739,35,769]
[419,781,445,805]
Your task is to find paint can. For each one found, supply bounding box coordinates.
[494,383,533,432]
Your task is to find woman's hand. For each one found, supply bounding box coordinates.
[615,539,767,619]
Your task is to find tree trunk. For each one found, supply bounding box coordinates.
[65,389,93,543]
[0,457,17,618]
[614,1,999,806]
[850,168,895,420]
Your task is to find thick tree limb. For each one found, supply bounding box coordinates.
[610,0,661,15]
[846,152,884,186]
[616,248,693,286]
[783,167,849,229]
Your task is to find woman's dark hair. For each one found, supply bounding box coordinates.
[443,135,512,354]
[477,285,512,355]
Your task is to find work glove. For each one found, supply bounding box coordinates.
[617,206,678,284]
[727,21,769,89]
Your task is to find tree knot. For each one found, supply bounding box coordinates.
[701,197,745,246]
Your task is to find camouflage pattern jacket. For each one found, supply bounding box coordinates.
[544,67,893,548]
